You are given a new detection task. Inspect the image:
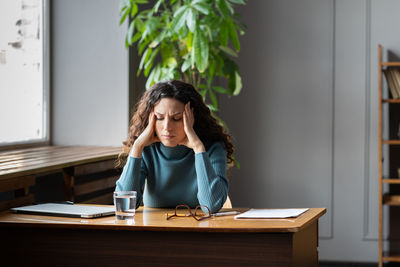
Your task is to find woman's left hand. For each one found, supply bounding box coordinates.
[179,102,205,154]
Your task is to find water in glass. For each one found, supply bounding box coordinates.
[114,193,136,220]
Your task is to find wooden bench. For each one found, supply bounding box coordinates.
[0,146,122,210]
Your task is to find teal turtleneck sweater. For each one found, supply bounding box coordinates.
[115,142,228,213]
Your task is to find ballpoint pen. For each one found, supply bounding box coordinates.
[212,211,241,217]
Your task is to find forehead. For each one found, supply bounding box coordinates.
[154,98,184,113]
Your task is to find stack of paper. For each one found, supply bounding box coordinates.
[234,208,309,219]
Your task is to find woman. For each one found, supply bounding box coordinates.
[115,80,234,213]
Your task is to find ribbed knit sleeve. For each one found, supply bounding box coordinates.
[115,156,147,209]
[195,142,228,213]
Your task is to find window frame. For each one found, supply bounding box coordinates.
[0,0,50,151]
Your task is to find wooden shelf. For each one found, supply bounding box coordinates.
[378,44,400,267]
[383,194,400,206]
[382,179,400,184]
[381,62,400,67]
[383,252,400,262]
[382,140,400,145]
[382,99,400,103]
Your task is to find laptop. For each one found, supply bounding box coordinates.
[11,203,115,218]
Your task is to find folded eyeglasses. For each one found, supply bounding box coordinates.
[166,204,211,221]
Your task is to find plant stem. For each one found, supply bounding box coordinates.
[192,71,197,88]
[183,72,190,83]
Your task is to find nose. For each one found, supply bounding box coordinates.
[163,118,172,131]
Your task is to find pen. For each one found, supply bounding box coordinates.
[212,211,240,217]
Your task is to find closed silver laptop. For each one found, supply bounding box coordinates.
[11,203,115,218]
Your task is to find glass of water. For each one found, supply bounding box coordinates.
[113,191,137,220]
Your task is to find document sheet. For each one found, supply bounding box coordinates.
[235,208,309,219]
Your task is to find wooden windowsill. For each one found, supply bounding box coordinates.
[0,145,122,180]
[0,141,50,152]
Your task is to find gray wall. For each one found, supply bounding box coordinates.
[220,0,400,262]
[50,0,400,263]
[52,0,128,146]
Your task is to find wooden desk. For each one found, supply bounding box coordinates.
[0,146,122,209]
[0,206,326,266]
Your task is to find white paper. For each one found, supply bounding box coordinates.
[234,208,309,219]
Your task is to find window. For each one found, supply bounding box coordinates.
[0,0,49,146]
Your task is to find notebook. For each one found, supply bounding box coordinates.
[11,203,115,218]
[234,208,309,219]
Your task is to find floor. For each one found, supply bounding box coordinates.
[320,263,375,267]
[320,262,400,267]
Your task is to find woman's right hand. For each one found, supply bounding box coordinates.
[130,112,159,157]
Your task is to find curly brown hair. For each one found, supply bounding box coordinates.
[117,80,234,167]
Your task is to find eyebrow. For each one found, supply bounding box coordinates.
[155,112,183,116]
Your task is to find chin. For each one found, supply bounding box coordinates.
[160,141,179,147]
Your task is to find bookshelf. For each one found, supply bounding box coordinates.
[378,44,400,267]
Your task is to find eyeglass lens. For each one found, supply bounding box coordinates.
[166,205,211,221]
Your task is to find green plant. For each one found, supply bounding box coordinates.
[120,0,245,167]
[120,0,245,113]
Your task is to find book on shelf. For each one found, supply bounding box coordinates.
[383,194,400,204]
[384,68,399,99]
[392,68,400,98]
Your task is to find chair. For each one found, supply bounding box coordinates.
[222,196,232,209]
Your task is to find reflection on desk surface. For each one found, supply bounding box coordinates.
[0,206,326,233]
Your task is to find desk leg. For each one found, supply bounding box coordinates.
[292,221,319,267]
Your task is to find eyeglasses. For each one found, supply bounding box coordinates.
[166,204,211,221]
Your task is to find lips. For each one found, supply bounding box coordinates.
[161,135,175,139]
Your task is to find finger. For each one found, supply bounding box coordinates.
[185,104,191,120]
[149,112,157,130]
[190,108,194,123]
[183,108,188,127]
[184,113,193,135]
[147,112,152,128]
[187,106,194,126]
[185,102,190,114]
[149,111,155,124]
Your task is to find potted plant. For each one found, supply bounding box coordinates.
[120,0,246,165]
